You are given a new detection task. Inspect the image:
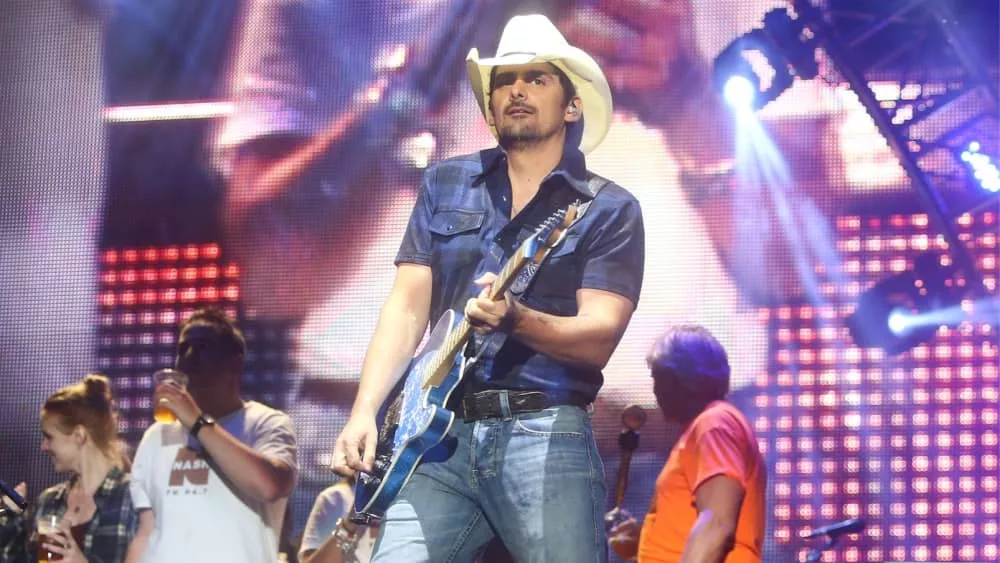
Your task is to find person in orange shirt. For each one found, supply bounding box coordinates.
[607,325,767,562]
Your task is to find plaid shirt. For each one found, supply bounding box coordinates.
[0,466,138,563]
[396,146,645,400]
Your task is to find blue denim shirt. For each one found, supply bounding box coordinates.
[396,146,644,400]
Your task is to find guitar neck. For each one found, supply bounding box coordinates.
[421,245,532,388]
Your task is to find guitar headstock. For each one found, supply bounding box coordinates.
[522,203,578,262]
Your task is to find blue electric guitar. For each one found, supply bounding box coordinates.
[352,204,578,523]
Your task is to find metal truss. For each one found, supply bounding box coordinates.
[793,0,998,293]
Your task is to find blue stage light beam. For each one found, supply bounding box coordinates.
[960,141,1000,193]
[888,298,999,337]
[732,109,845,305]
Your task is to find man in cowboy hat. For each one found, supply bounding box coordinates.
[216,0,769,536]
[332,13,645,563]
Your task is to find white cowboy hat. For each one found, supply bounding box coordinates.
[466,14,613,154]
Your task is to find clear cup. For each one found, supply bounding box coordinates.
[36,514,63,562]
[152,368,188,423]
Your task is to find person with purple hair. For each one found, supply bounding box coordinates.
[608,325,767,563]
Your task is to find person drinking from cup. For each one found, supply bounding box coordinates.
[0,374,141,562]
[128,307,298,563]
[150,369,187,424]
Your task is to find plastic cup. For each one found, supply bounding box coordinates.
[152,368,188,423]
[36,514,62,562]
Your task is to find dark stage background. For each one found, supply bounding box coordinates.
[1,1,997,561]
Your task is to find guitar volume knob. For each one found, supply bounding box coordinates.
[359,472,380,487]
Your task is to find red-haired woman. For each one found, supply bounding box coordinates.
[0,374,141,562]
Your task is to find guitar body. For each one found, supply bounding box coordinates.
[353,309,465,521]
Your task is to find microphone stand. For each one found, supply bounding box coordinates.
[803,535,836,563]
[604,404,646,531]
[801,517,866,561]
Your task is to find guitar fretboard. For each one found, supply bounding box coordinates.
[420,205,574,388]
[421,246,531,388]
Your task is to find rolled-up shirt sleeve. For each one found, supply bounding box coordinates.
[216,0,322,151]
[215,0,390,159]
[689,410,752,491]
[394,166,437,267]
[252,410,299,480]
[579,193,645,307]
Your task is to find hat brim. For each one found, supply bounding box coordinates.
[466,46,613,154]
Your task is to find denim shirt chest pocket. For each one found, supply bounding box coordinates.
[520,231,583,316]
[428,209,487,269]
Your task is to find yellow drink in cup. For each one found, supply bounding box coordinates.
[152,368,188,423]
[36,514,62,562]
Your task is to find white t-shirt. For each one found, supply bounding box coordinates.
[299,482,376,563]
[130,401,298,563]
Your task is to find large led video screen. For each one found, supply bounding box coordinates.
[1,1,996,561]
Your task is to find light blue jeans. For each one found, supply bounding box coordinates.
[371,403,608,563]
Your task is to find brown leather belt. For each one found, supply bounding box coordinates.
[454,389,591,421]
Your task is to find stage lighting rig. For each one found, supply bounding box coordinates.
[712,8,820,111]
[846,253,964,356]
[717,1,997,354]
[960,141,1000,194]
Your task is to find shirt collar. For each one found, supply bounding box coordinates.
[472,146,594,199]
[98,466,126,492]
[58,466,126,505]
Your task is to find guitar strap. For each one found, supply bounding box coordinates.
[576,172,612,220]
[508,172,610,297]
[466,172,610,379]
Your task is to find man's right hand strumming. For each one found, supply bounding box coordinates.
[331,412,378,477]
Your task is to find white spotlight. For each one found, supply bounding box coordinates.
[887,308,910,336]
[723,75,757,110]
